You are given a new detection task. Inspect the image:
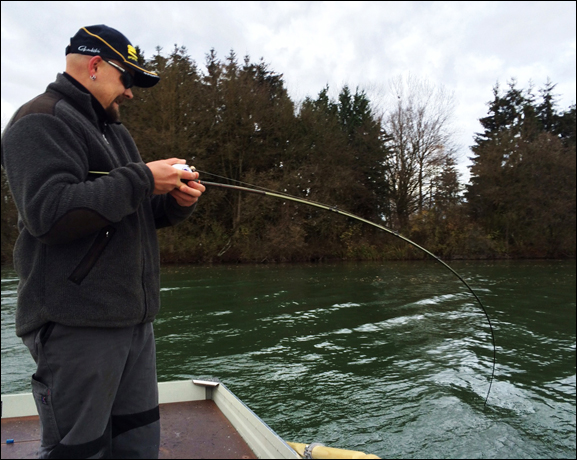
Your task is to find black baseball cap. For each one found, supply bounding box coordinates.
[66,25,160,88]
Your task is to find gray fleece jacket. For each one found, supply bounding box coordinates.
[1,73,194,337]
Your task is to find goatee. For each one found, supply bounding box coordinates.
[106,98,123,123]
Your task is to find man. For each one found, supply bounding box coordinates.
[1,25,205,458]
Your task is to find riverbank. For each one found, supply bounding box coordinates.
[2,252,576,270]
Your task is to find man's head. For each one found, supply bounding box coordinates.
[66,25,159,88]
[65,25,160,121]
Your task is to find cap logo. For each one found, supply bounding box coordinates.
[127,44,138,62]
[78,45,101,54]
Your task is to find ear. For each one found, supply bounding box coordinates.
[88,55,103,77]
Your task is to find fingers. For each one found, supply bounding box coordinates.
[177,176,205,196]
[173,170,205,207]
[178,169,199,185]
[164,158,186,165]
[170,180,205,206]
[169,188,196,206]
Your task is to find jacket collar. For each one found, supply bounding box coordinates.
[62,73,110,124]
[50,73,120,128]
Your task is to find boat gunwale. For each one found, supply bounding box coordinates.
[2,379,300,459]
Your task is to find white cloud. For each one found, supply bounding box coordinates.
[1,1,575,185]
[1,98,15,129]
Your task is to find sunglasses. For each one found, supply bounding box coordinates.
[104,60,134,89]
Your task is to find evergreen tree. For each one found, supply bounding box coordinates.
[536,78,558,133]
[466,80,576,256]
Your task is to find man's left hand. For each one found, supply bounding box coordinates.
[169,179,205,207]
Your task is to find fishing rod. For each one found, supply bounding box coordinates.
[90,165,496,405]
[191,167,496,407]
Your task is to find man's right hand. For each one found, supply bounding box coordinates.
[146,158,197,195]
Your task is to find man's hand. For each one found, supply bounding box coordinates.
[146,158,205,206]
[169,179,205,207]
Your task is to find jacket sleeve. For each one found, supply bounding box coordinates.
[1,113,155,245]
[150,194,196,229]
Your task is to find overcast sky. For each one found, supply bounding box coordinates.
[2,1,576,183]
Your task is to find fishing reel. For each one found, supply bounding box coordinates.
[172,164,195,173]
[172,163,197,186]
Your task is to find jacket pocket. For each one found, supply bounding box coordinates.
[68,226,116,285]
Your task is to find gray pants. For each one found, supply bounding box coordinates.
[23,322,160,459]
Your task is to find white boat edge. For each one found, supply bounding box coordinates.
[1,379,301,459]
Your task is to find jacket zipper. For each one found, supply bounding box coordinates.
[141,268,147,322]
[140,243,148,322]
[102,122,109,144]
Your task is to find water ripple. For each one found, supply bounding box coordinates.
[2,261,575,459]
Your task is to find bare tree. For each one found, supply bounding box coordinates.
[383,75,457,229]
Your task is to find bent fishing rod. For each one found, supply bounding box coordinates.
[191,167,496,406]
[91,164,496,405]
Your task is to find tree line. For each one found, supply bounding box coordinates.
[1,46,575,264]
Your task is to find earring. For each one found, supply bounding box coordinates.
[90,75,96,81]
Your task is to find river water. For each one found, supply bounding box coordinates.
[1,260,575,458]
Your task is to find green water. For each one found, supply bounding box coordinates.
[2,260,575,458]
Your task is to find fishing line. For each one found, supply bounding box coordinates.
[194,169,308,200]
[89,166,496,405]
[196,169,379,213]
[195,169,497,406]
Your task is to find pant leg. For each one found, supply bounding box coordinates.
[110,322,160,459]
[22,322,159,459]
